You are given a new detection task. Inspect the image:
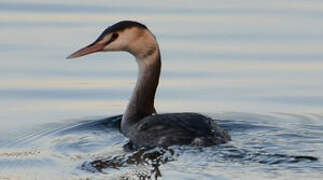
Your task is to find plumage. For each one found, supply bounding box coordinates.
[126,113,231,148]
[67,20,231,149]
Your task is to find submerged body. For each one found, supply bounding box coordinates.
[67,20,231,148]
[126,113,230,149]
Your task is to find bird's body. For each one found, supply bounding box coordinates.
[126,112,230,149]
[67,20,231,149]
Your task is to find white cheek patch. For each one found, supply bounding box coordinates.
[121,30,135,42]
[102,28,145,52]
[105,31,133,51]
[99,34,111,44]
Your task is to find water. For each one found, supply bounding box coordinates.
[1,0,323,179]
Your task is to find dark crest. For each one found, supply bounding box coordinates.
[93,21,148,44]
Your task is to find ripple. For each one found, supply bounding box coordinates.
[1,112,322,179]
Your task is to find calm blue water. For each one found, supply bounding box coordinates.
[1,0,323,179]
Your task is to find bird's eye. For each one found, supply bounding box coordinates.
[105,33,119,45]
[111,33,119,40]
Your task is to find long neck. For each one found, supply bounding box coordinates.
[121,48,161,134]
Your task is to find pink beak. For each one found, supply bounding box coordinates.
[66,43,105,59]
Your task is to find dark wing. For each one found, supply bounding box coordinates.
[127,112,230,148]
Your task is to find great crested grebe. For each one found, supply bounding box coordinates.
[67,20,230,149]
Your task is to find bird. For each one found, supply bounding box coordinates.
[67,20,231,149]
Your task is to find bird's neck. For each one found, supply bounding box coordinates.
[121,48,161,134]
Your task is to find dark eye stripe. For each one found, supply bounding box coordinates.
[92,21,146,45]
[105,33,119,45]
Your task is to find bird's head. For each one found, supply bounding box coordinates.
[67,21,158,59]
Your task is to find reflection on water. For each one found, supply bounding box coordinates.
[0,0,323,179]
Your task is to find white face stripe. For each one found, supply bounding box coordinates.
[98,34,112,44]
[102,27,137,51]
[101,27,158,60]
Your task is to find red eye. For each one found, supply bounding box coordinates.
[112,33,119,40]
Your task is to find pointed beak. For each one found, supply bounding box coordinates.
[66,42,105,59]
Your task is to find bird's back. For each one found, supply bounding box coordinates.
[126,112,231,149]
